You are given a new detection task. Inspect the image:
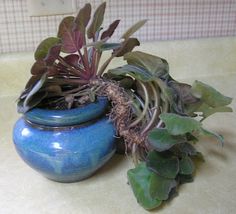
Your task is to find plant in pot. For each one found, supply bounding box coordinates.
[13,2,233,211]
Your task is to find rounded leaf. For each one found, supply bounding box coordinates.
[179,156,195,175]
[58,16,84,53]
[148,128,186,152]
[160,113,202,135]
[147,151,179,179]
[127,163,162,210]
[34,37,61,60]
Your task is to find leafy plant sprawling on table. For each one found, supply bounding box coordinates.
[17,2,233,211]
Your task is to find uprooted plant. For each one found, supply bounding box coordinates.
[17,2,233,211]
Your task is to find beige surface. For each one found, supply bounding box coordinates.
[0,37,236,214]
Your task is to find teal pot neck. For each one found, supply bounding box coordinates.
[24,96,109,127]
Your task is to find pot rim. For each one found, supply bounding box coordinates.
[24,96,108,127]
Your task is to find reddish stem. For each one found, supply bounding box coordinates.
[58,56,87,79]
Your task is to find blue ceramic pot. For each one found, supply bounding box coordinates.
[13,97,116,182]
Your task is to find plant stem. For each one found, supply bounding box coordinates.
[95,51,102,74]
[77,50,87,69]
[132,143,139,166]
[131,93,149,119]
[83,33,90,71]
[91,48,97,76]
[62,85,88,95]
[58,56,85,77]
[129,81,149,128]
[97,55,115,76]
[52,78,89,85]
[141,82,160,135]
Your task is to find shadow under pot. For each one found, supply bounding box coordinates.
[13,97,116,183]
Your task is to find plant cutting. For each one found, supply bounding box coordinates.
[13,2,233,210]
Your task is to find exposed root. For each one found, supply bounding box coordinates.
[91,78,146,154]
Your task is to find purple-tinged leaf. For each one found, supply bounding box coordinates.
[74,3,91,33]
[58,16,84,53]
[44,44,62,65]
[47,66,59,76]
[34,37,61,60]
[64,54,81,67]
[169,81,199,104]
[121,19,147,40]
[31,60,59,76]
[87,2,106,39]
[114,38,140,57]
[31,60,47,75]
[101,19,120,40]
[57,54,81,72]
[45,84,62,94]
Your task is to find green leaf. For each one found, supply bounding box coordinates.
[124,51,169,77]
[191,80,232,108]
[147,151,179,179]
[100,43,121,51]
[114,38,140,57]
[178,174,194,184]
[31,60,47,75]
[108,64,154,82]
[74,3,91,33]
[122,19,147,40]
[160,113,202,135]
[179,156,195,175]
[184,101,204,116]
[155,78,175,104]
[127,163,162,210]
[177,143,197,156]
[149,173,177,201]
[34,37,61,60]
[148,128,186,152]
[87,2,106,39]
[198,103,233,118]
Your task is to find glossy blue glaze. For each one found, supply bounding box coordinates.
[24,96,108,126]
[13,98,116,182]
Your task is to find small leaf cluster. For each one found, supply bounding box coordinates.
[127,113,223,210]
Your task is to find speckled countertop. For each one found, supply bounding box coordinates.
[0,37,236,214]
